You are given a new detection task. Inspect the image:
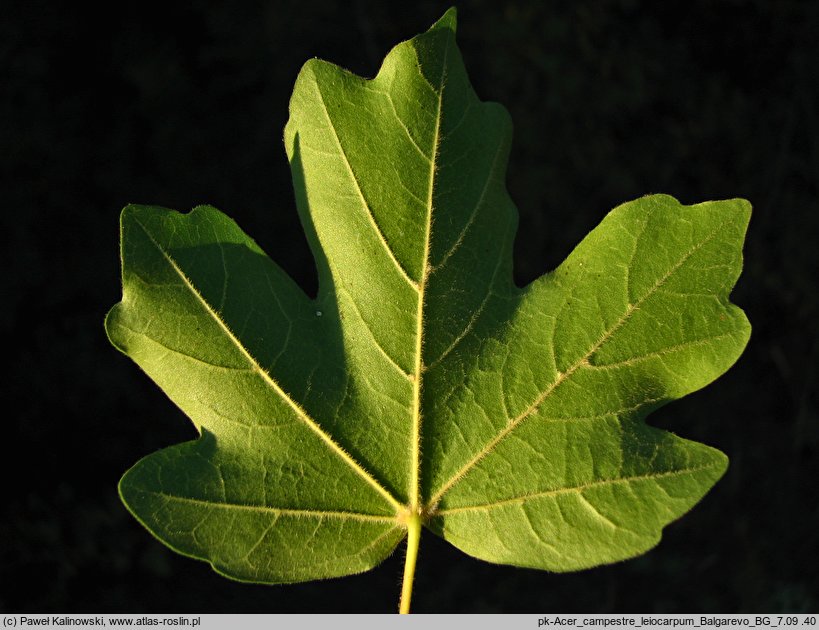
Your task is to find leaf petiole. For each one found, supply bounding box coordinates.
[399,512,422,614]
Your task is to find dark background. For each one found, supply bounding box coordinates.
[2,0,817,613]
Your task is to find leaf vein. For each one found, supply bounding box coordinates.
[411,33,451,509]
[428,212,738,506]
[586,330,745,370]
[577,492,618,529]
[434,464,719,515]
[430,131,506,273]
[338,286,413,380]
[146,490,398,523]
[133,217,402,512]
[311,73,419,290]
[426,210,513,370]
[377,80,432,162]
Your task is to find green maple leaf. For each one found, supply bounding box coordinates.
[106,9,750,612]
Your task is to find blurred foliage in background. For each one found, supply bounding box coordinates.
[1,0,817,613]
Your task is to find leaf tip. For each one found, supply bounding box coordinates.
[120,202,141,216]
[714,446,730,476]
[731,197,752,227]
[430,7,458,34]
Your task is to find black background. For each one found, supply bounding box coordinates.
[2,0,818,613]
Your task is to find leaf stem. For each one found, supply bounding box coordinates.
[399,512,422,614]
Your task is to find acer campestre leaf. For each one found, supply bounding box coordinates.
[106,8,750,607]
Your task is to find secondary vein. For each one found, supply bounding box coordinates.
[311,72,419,291]
[432,464,720,515]
[147,490,399,523]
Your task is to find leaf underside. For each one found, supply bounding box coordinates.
[106,8,750,584]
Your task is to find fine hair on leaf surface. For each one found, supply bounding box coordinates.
[106,7,751,613]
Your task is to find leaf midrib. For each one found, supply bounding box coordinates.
[412,34,451,512]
